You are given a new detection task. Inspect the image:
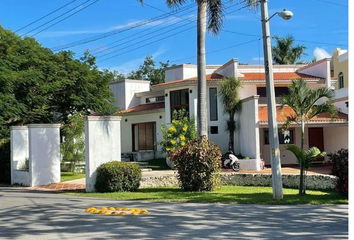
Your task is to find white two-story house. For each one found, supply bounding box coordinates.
[109,58,348,169]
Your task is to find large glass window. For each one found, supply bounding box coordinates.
[264,129,294,145]
[209,88,218,121]
[170,89,189,120]
[339,72,344,89]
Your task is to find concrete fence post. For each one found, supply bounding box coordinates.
[84,116,122,192]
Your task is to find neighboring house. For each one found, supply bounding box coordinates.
[110,58,348,168]
[331,48,348,114]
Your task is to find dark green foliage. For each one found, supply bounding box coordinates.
[328,149,348,198]
[0,25,117,138]
[169,136,221,191]
[272,35,308,64]
[94,161,142,192]
[60,112,85,172]
[0,139,11,184]
[126,55,170,85]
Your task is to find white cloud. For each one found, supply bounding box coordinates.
[313,47,331,61]
[252,57,264,61]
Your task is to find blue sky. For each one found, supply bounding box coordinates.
[0,0,348,74]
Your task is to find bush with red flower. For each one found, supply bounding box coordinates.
[327,149,348,198]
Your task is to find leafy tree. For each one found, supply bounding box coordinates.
[272,35,307,64]
[0,25,117,138]
[127,55,170,85]
[219,77,242,152]
[60,112,85,173]
[281,79,337,195]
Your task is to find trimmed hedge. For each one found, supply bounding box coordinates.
[0,139,11,184]
[94,161,141,192]
[169,136,222,191]
[328,149,348,198]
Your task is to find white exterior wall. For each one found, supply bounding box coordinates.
[215,59,238,78]
[298,59,332,88]
[28,124,61,186]
[12,170,30,186]
[165,64,220,82]
[324,126,348,157]
[238,96,261,170]
[120,111,165,157]
[207,86,229,154]
[125,80,150,109]
[84,116,122,192]
[109,80,150,111]
[239,85,257,100]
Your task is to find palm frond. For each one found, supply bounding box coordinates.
[219,76,242,114]
[207,0,225,35]
[166,0,188,8]
[307,102,338,121]
[284,144,303,166]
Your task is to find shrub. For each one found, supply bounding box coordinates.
[0,139,11,184]
[158,109,197,154]
[94,161,141,192]
[169,136,221,191]
[327,149,348,198]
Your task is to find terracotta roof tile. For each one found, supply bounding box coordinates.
[241,72,324,81]
[153,73,224,87]
[258,106,348,123]
[119,101,165,114]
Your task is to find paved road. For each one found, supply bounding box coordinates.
[0,187,348,240]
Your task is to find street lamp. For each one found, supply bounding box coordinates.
[260,1,293,200]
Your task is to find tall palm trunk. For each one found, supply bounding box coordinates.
[299,119,305,195]
[197,0,208,138]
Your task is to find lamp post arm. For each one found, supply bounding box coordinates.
[266,12,278,22]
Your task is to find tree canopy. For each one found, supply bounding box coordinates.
[0,25,117,138]
[272,35,308,64]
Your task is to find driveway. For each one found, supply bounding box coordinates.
[0,187,348,240]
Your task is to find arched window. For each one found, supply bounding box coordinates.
[339,72,344,89]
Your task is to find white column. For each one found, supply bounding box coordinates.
[28,124,61,186]
[10,126,29,185]
[84,116,122,192]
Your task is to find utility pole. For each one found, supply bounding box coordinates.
[260,0,283,200]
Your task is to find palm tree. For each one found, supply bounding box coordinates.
[219,77,242,152]
[272,35,307,64]
[138,0,258,138]
[281,79,337,195]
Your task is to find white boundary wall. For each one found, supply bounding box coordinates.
[85,116,122,192]
[10,126,29,185]
[28,124,61,186]
[238,96,261,170]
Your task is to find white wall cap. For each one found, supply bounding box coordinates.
[84,116,122,121]
[241,95,260,102]
[10,126,28,130]
[27,124,61,128]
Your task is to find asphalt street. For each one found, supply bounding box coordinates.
[0,187,348,240]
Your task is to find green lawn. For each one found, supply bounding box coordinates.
[61,172,85,182]
[146,158,171,170]
[65,186,347,205]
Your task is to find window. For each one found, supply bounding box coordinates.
[146,96,165,103]
[210,126,218,134]
[170,89,189,120]
[209,88,218,121]
[339,72,344,89]
[264,129,294,145]
[257,87,289,97]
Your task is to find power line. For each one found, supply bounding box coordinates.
[15,0,79,33]
[88,5,197,55]
[294,39,348,47]
[97,26,196,63]
[169,38,260,64]
[310,0,348,7]
[94,1,258,61]
[21,0,94,37]
[31,0,100,37]
[51,3,196,51]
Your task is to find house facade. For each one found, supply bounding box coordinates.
[331,48,348,115]
[110,58,348,168]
